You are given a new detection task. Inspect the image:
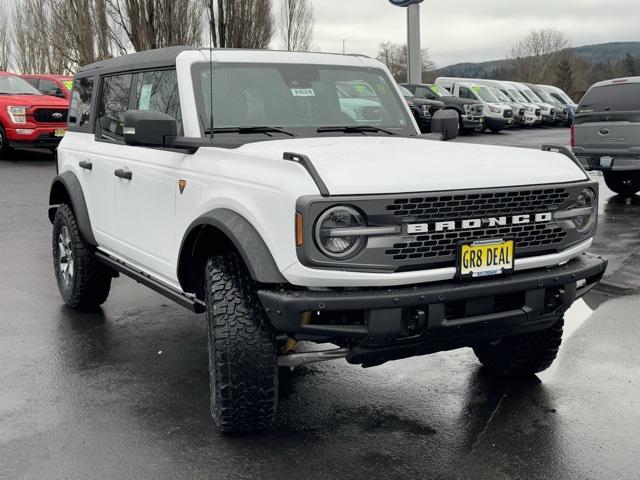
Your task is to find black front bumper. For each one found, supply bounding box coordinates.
[259,254,606,366]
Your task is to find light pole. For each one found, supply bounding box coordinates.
[389,0,424,83]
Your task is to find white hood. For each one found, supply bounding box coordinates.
[236,136,587,196]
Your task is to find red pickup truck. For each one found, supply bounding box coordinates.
[0,71,70,156]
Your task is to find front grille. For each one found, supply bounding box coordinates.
[34,108,68,123]
[386,188,570,221]
[382,187,573,267]
[297,183,591,273]
[503,109,513,118]
[385,224,567,261]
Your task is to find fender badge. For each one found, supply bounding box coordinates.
[178,179,187,194]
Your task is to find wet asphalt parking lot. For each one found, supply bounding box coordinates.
[1,127,639,479]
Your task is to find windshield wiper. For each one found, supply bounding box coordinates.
[205,126,295,137]
[316,125,397,135]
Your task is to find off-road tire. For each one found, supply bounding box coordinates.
[473,317,564,376]
[604,171,640,196]
[52,203,111,309]
[205,253,278,433]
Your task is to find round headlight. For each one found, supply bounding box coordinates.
[574,188,597,233]
[314,206,366,259]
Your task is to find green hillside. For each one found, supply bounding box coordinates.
[432,41,640,78]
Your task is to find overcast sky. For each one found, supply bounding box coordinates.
[308,0,640,67]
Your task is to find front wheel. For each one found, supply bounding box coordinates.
[604,171,640,196]
[0,125,13,158]
[205,253,278,433]
[52,204,112,309]
[473,317,564,376]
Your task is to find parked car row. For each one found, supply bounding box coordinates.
[399,77,577,134]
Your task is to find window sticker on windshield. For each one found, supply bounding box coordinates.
[291,88,315,97]
[63,80,73,91]
[139,84,153,109]
[472,86,482,94]
[430,85,439,93]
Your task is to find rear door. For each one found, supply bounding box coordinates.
[574,82,640,156]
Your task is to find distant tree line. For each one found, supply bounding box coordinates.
[376,41,435,82]
[0,0,314,74]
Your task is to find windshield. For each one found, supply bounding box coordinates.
[192,63,414,136]
[399,86,413,98]
[548,88,575,105]
[429,85,451,97]
[489,87,510,102]
[472,85,499,103]
[533,87,554,103]
[522,89,543,103]
[507,89,527,102]
[578,83,640,112]
[0,75,41,95]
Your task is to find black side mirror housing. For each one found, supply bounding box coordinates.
[430,109,459,141]
[123,110,177,148]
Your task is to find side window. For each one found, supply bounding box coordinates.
[458,87,470,99]
[135,70,183,135]
[97,74,133,141]
[415,86,435,99]
[23,78,39,88]
[68,76,95,130]
[39,79,62,97]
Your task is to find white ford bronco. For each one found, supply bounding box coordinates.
[49,47,606,433]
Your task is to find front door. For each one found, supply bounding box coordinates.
[93,70,184,285]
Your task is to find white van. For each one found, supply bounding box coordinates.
[434,78,513,132]
[507,82,557,125]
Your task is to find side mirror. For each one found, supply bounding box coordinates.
[430,109,459,141]
[123,110,177,148]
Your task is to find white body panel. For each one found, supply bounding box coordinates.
[57,50,593,290]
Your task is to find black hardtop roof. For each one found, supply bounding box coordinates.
[74,46,373,79]
[75,46,196,77]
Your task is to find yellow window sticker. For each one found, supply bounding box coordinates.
[63,80,73,91]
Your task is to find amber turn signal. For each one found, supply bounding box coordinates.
[295,212,304,246]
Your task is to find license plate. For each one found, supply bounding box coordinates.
[54,129,66,137]
[600,156,613,168]
[458,239,514,278]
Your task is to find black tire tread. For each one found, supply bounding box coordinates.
[473,317,564,376]
[603,171,640,196]
[52,203,111,309]
[205,253,277,433]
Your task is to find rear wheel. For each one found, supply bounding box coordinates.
[205,253,278,433]
[604,171,640,196]
[473,317,564,376]
[52,204,112,309]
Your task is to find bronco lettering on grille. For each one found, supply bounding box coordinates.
[407,212,552,234]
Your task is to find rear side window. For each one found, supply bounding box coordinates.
[97,74,133,141]
[68,77,95,131]
[23,78,39,88]
[135,70,183,135]
[578,83,640,113]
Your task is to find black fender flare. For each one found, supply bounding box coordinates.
[177,208,286,291]
[48,171,97,246]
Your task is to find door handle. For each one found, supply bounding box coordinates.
[79,160,93,170]
[114,168,132,180]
